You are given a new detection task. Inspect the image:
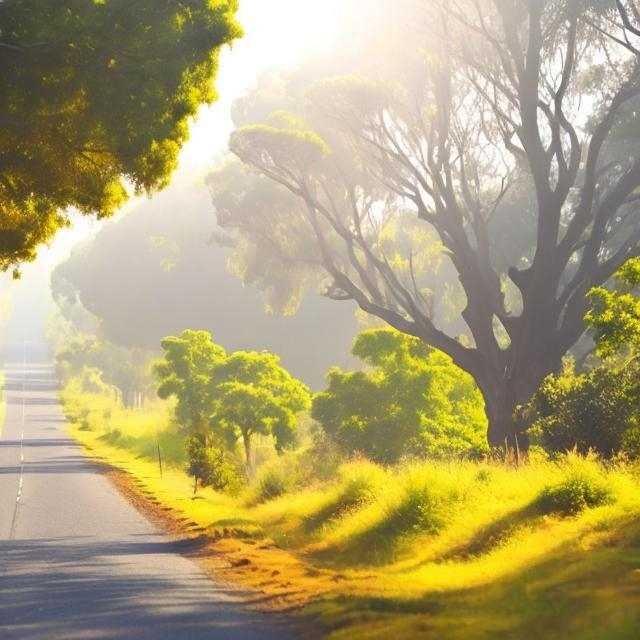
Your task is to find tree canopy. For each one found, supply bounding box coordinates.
[209,351,311,469]
[153,330,310,472]
[211,0,640,446]
[0,0,241,273]
[153,330,226,434]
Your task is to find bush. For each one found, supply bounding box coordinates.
[245,434,343,506]
[251,463,290,503]
[536,453,615,515]
[378,469,457,537]
[186,437,240,494]
[526,361,640,458]
[621,428,640,460]
[312,329,488,464]
[329,464,464,564]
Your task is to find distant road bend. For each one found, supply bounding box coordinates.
[0,341,296,639]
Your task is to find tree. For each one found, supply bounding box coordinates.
[55,336,154,407]
[213,1,640,447]
[153,330,226,435]
[312,329,487,464]
[0,0,241,274]
[208,351,311,471]
[185,436,239,495]
[50,181,360,390]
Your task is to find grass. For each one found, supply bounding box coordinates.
[61,381,640,639]
[61,377,185,466]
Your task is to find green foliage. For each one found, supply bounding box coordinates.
[230,124,331,176]
[327,463,464,565]
[185,436,240,494]
[153,330,226,433]
[56,336,155,407]
[587,257,640,359]
[209,351,311,467]
[536,454,615,516]
[154,331,310,472]
[527,259,640,459]
[303,461,384,530]
[0,0,241,273]
[312,329,488,464]
[526,362,640,458]
[621,427,640,460]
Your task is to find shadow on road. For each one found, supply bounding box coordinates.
[0,537,295,639]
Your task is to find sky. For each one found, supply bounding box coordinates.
[0,0,345,339]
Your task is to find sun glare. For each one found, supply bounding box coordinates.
[178,0,343,171]
[244,0,343,68]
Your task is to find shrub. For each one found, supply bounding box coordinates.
[536,453,615,515]
[246,436,343,506]
[378,470,457,537]
[330,464,464,564]
[526,361,640,458]
[251,463,290,503]
[312,329,488,464]
[621,428,640,460]
[186,437,240,494]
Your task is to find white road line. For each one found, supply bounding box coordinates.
[9,341,26,540]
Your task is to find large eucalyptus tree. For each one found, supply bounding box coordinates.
[212,1,640,447]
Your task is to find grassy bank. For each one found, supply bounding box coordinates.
[61,382,640,639]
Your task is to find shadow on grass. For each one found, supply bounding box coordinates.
[303,495,369,534]
[210,518,265,540]
[442,501,544,561]
[303,518,640,640]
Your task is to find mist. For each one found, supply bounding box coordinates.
[3,2,640,639]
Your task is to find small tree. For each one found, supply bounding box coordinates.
[312,329,487,464]
[185,436,239,496]
[153,330,226,436]
[209,351,311,473]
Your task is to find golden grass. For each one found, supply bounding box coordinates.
[62,383,640,639]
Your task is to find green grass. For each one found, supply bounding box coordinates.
[61,377,185,466]
[60,379,640,639]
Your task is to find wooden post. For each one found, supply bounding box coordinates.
[157,442,163,479]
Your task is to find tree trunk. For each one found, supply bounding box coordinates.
[484,389,524,449]
[479,367,544,450]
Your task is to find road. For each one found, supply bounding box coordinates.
[0,341,297,639]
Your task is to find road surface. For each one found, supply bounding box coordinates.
[0,341,297,639]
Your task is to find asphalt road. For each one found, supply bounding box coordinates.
[0,341,297,639]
